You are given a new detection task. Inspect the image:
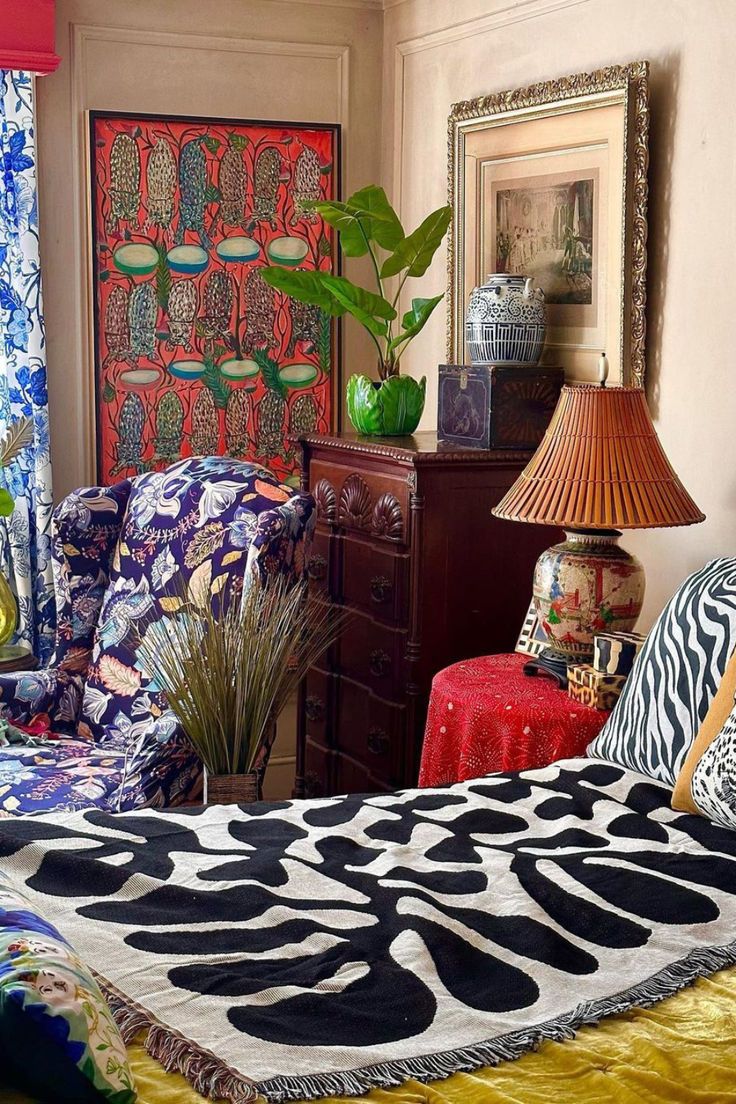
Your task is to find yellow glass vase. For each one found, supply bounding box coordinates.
[0,572,18,646]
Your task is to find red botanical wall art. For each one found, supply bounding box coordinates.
[89,111,340,486]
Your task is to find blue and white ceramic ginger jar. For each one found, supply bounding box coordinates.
[465,274,547,366]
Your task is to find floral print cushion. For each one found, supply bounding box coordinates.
[0,872,136,1102]
[0,732,201,818]
[81,456,315,744]
[0,739,126,818]
[0,669,82,737]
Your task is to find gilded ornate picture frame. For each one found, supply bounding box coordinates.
[447,62,649,386]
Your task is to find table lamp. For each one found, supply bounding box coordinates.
[492,373,705,685]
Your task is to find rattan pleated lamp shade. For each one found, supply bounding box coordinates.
[493,385,704,530]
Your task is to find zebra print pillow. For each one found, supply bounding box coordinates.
[588,559,736,785]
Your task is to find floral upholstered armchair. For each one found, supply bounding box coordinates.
[0,456,315,816]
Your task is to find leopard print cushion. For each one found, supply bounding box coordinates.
[691,697,736,831]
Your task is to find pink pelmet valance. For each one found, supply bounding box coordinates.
[0,0,59,76]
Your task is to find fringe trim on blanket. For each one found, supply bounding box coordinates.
[96,975,260,1104]
[99,939,736,1104]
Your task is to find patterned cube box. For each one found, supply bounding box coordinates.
[568,663,626,711]
[593,631,647,676]
[437,364,564,450]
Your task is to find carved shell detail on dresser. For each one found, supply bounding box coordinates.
[371,493,404,541]
[313,478,337,524]
[338,474,372,528]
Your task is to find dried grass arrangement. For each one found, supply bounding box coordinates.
[136,574,346,802]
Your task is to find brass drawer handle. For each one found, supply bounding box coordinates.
[370,575,392,604]
[368,726,389,755]
[305,695,325,723]
[308,554,327,582]
[369,649,391,678]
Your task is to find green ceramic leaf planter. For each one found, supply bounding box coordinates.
[346,374,426,436]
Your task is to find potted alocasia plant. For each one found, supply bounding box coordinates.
[260,186,451,436]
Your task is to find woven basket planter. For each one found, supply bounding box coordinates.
[204,771,262,806]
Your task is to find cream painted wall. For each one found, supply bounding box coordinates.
[382,0,736,627]
[37,0,383,499]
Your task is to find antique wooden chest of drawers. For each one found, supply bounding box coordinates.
[295,431,558,798]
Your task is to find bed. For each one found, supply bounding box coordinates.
[3,561,736,1104]
[2,757,736,1104]
[4,964,736,1104]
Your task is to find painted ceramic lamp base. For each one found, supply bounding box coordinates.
[529,529,645,686]
[347,374,426,436]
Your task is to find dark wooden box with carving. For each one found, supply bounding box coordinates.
[295,432,559,798]
[437,364,564,450]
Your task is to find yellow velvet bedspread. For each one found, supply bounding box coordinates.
[3,967,736,1104]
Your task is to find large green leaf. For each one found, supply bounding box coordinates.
[261,267,394,338]
[344,186,404,250]
[387,294,444,354]
[0,488,14,517]
[346,374,383,434]
[259,268,346,317]
[320,274,395,337]
[312,188,403,256]
[311,200,375,257]
[381,205,452,279]
[379,375,426,434]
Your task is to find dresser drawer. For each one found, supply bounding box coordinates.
[310,460,410,545]
[341,534,409,625]
[337,613,407,701]
[336,676,406,783]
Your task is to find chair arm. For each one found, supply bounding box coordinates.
[114,720,202,811]
[247,492,316,578]
[0,668,84,734]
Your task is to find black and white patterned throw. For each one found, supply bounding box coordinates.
[2,758,736,1103]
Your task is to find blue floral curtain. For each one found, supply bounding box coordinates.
[0,71,54,660]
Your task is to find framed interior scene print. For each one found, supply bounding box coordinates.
[88,111,341,486]
[448,62,649,385]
